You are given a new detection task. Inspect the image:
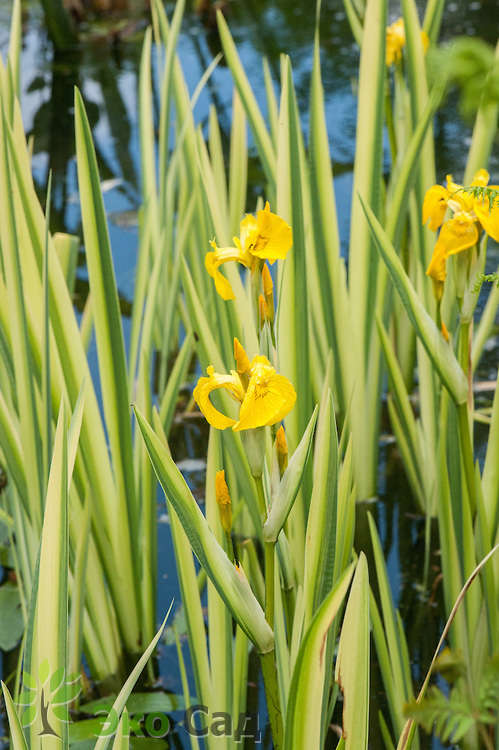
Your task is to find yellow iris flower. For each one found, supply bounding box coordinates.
[205,202,292,300]
[424,169,499,284]
[386,18,429,67]
[193,339,296,431]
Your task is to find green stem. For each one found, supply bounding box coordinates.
[385,83,397,164]
[457,319,473,408]
[457,320,476,511]
[477,723,494,750]
[255,475,267,519]
[260,651,284,750]
[264,542,275,628]
[254,476,282,747]
[283,587,295,644]
[255,475,276,628]
[225,531,236,566]
[457,402,476,513]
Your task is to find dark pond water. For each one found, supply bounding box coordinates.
[0,0,498,747]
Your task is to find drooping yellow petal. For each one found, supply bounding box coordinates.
[233,358,296,431]
[386,18,405,66]
[205,251,235,300]
[193,366,245,430]
[239,202,292,263]
[205,240,252,300]
[473,186,499,243]
[426,214,479,283]
[421,30,430,54]
[422,185,449,231]
[432,214,479,269]
[426,245,447,283]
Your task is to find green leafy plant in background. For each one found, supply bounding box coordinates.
[405,655,499,749]
[427,36,499,119]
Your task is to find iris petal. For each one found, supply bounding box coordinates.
[473,187,499,243]
[427,213,478,270]
[422,185,449,231]
[193,366,245,430]
[426,246,447,282]
[250,202,293,262]
[446,175,474,213]
[426,215,479,282]
[205,241,251,300]
[233,359,296,431]
[239,202,292,263]
[439,214,480,258]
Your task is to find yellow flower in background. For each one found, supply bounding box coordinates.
[386,18,429,67]
[205,202,292,300]
[386,19,406,66]
[193,338,296,431]
[424,169,499,283]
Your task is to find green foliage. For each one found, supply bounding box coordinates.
[405,656,499,745]
[478,655,499,717]
[405,686,475,743]
[459,185,499,210]
[0,582,23,651]
[427,37,499,117]
[473,272,499,293]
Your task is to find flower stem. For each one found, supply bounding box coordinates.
[457,320,476,511]
[254,475,276,628]
[254,475,282,748]
[385,83,397,164]
[457,319,472,408]
[255,474,267,519]
[457,402,476,513]
[260,650,283,750]
[264,541,275,628]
